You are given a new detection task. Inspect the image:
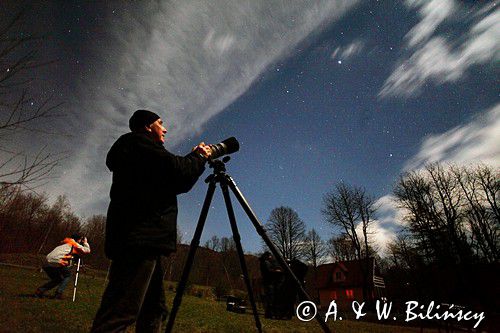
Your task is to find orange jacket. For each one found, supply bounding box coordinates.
[45,238,91,267]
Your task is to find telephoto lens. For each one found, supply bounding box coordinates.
[209,137,239,159]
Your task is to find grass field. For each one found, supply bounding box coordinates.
[0,264,438,333]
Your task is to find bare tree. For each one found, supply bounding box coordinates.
[387,232,420,270]
[0,8,63,189]
[204,235,221,251]
[219,236,236,252]
[327,234,357,262]
[454,165,500,262]
[396,163,499,264]
[219,236,239,289]
[396,165,460,264]
[322,183,376,261]
[303,228,327,303]
[0,184,49,252]
[82,215,108,270]
[0,187,83,255]
[266,206,306,260]
[322,183,377,301]
[36,195,80,254]
[303,228,327,268]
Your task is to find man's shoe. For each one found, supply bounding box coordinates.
[53,292,64,300]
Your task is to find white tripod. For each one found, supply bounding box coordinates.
[72,258,81,302]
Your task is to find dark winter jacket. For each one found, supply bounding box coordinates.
[104,132,206,259]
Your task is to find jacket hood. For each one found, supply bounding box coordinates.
[62,238,74,245]
[106,132,155,172]
[106,136,124,172]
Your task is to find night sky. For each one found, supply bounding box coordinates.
[1,1,499,255]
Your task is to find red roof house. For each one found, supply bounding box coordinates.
[308,258,386,309]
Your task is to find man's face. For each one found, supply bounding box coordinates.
[146,118,167,143]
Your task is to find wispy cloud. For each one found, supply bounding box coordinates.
[371,104,500,254]
[367,194,406,255]
[348,194,406,256]
[404,103,500,170]
[379,2,499,98]
[405,0,456,47]
[45,0,359,215]
[330,40,364,62]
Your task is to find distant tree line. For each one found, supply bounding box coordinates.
[0,163,497,310]
[0,184,259,291]
[385,163,499,308]
[0,185,108,269]
[391,164,499,265]
[262,163,498,312]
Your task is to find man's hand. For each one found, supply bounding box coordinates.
[193,142,212,159]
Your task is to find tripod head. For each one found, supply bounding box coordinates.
[205,156,231,183]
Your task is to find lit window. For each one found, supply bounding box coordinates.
[345,289,354,299]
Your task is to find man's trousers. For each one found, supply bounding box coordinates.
[38,266,72,295]
[91,255,168,333]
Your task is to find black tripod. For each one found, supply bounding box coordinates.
[165,157,331,333]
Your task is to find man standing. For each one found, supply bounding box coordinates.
[35,234,90,299]
[91,110,211,332]
[259,251,283,319]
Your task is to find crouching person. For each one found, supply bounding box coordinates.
[35,234,91,299]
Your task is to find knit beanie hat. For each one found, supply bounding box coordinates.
[129,110,160,132]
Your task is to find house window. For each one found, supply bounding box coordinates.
[345,289,354,299]
[335,272,342,280]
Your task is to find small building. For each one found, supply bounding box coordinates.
[309,258,385,309]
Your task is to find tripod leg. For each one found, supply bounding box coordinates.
[220,181,262,333]
[165,180,217,333]
[226,175,332,333]
[72,258,81,302]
